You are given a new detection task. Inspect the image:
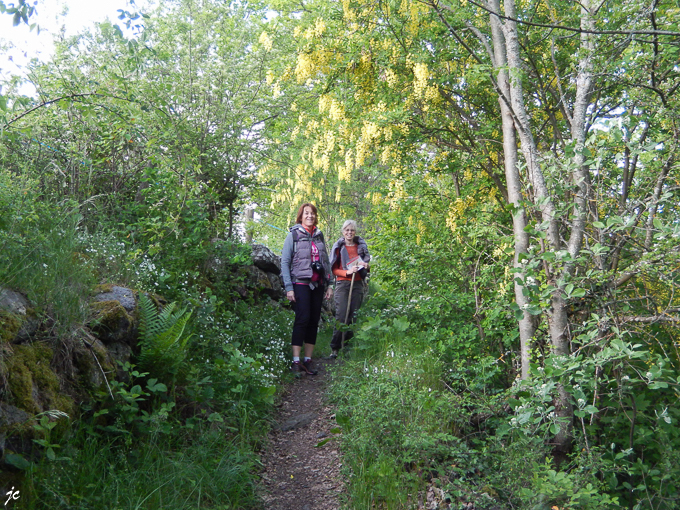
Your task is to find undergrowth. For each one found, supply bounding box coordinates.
[19,430,259,510]
[327,291,652,510]
[1,175,297,508]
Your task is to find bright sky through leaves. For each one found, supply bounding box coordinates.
[0,0,150,91]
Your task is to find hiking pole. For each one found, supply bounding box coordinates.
[341,271,356,350]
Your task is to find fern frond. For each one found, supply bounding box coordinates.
[137,293,158,343]
[136,295,194,381]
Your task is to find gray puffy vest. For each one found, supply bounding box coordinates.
[282,225,332,289]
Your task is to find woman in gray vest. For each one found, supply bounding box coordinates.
[329,220,370,358]
[281,203,333,375]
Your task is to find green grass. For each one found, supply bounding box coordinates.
[17,429,260,510]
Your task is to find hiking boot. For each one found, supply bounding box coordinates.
[301,359,318,375]
[329,350,339,359]
[290,361,304,377]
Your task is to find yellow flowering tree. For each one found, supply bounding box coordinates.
[261,0,680,476]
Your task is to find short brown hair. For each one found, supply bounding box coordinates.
[296,203,318,226]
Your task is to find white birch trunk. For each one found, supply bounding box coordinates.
[486,0,534,379]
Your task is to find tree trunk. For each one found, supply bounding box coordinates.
[245,207,255,243]
[486,0,534,379]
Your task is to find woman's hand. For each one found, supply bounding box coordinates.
[347,262,367,276]
[287,290,296,302]
[324,287,333,300]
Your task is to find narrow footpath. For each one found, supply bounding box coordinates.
[258,357,345,510]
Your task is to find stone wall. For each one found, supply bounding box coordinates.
[0,243,291,467]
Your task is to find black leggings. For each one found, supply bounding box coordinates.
[291,284,324,346]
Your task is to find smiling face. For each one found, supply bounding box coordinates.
[302,206,316,228]
[343,225,356,243]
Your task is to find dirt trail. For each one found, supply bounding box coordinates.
[258,357,345,510]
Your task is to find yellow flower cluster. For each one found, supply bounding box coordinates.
[342,0,356,21]
[368,192,383,205]
[311,153,330,172]
[425,85,440,102]
[355,139,369,166]
[416,220,426,245]
[338,164,351,181]
[389,179,407,209]
[296,53,314,83]
[380,68,398,87]
[302,18,327,39]
[305,119,320,134]
[413,62,429,98]
[329,100,345,121]
[446,196,475,232]
[345,150,354,177]
[325,130,337,153]
[361,120,380,141]
[499,266,511,297]
[493,242,512,258]
[272,82,282,98]
[318,95,346,121]
[318,95,330,113]
[398,0,430,36]
[380,146,391,165]
[259,31,273,51]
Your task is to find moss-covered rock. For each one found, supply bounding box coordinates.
[0,310,21,344]
[89,300,135,344]
[6,344,74,417]
[74,336,117,391]
[93,283,115,294]
[92,285,136,313]
[0,288,39,343]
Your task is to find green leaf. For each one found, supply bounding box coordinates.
[571,288,586,298]
[392,317,410,332]
[4,453,31,470]
[207,412,224,422]
[527,305,542,315]
[335,413,350,427]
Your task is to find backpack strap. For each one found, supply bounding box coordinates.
[292,228,299,252]
[292,228,324,253]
